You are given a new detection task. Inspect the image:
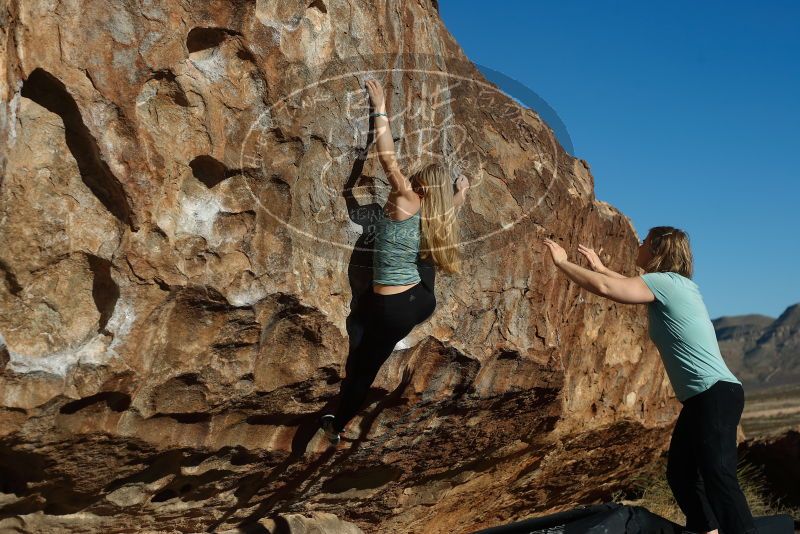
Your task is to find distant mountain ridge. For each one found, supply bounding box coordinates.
[714,304,800,389]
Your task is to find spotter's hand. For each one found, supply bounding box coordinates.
[543,238,568,266]
[577,244,606,272]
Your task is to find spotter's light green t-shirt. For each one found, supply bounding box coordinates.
[640,272,741,402]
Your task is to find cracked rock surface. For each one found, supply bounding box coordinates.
[0,0,678,532]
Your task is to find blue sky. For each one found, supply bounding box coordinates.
[438,0,799,319]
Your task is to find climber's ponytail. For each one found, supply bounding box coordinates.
[409,162,462,275]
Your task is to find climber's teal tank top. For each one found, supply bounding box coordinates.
[372,208,422,285]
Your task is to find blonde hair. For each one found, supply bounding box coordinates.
[409,162,462,274]
[644,226,693,278]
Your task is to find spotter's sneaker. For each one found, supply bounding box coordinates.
[319,414,340,445]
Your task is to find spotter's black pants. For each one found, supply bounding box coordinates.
[667,380,758,534]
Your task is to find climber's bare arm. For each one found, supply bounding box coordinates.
[380,152,416,200]
[365,79,416,201]
[543,238,655,304]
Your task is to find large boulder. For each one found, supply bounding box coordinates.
[0,0,678,532]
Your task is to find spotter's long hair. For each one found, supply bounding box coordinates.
[643,226,693,278]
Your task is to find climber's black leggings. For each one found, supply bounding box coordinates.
[333,282,436,433]
[667,380,757,534]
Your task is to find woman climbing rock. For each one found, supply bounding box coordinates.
[319,79,470,445]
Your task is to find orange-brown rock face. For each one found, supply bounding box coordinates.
[0,0,679,532]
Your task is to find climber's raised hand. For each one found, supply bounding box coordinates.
[455,174,470,192]
[452,174,470,208]
[543,238,568,266]
[577,244,606,273]
[365,78,386,111]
